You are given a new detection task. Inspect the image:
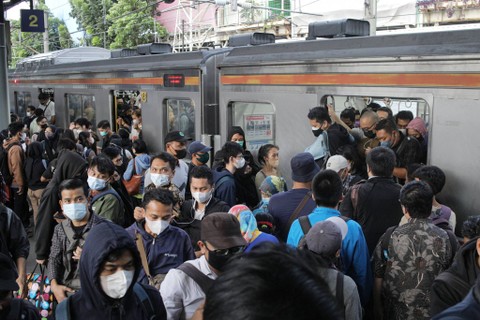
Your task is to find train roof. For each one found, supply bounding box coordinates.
[220,28,480,67]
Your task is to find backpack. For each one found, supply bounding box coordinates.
[0,143,21,186]
[55,283,158,320]
[0,205,14,257]
[349,179,367,220]
[298,215,351,238]
[90,189,122,207]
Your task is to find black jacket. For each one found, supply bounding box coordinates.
[0,204,29,261]
[34,150,88,260]
[24,142,48,190]
[173,197,230,250]
[430,237,480,316]
[326,123,352,156]
[62,221,166,320]
[340,176,403,255]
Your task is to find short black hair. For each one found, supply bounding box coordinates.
[27,105,36,112]
[101,147,121,160]
[340,108,355,123]
[75,117,92,129]
[57,138,77,152]
[35,116,47,124]
[8,122,24,136]
[375,118,397,134]
[61,129,76,143]
[399,180,433,219]
[59,178,86,198]
[78,131,92,148]
[366,147,396,177]
[221,141,244,164]
[307,106,331,124]
[396,110,414,122]
[190,165,213,186]
[89,156,115,177]
[118,128,130,140]
[203,244,342,320]
[462,217,480,240]
[412,165,446,195]
[38,92,49,100]
[97,120,111,130]
[132,139,148,154]
[312,170,343,207]
[34,108,44,117]
[377,107,393,119]
[407,163,424,183]
[151,152,176,171]
[257,144,278,166]
[142,188,174,208]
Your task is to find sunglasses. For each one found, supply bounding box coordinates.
[203,242,245,256]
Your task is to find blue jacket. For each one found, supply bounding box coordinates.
[287,206,373,306]
[432,288,480,320]
[126,221,195,284]
[212,167,236,207]
[59,221,167,320]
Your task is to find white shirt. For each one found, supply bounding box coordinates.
[160,256,217,320]
[39,100,55,123]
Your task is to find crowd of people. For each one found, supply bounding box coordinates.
[1,97,480,320]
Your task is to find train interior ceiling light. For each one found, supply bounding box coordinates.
[306,19,370,40]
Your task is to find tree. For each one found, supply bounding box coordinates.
[106,0,168,49]
[9,3,73,67]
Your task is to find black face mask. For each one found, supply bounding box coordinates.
[364,130,376,139]
[312,128,323,137]
[40,124,48,130]
[206,251,235,272]
[175,148,187,160]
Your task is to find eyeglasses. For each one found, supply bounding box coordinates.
[203,242,245,256]
[362,122,376,132]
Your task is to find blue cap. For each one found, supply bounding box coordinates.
[291,152,320,183]
[188,141,212,154]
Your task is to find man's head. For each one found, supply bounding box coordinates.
[359,110,379,139]
[203,245,342,320]
[88,156,115,191]
[132,139,148,155]
[38,92,50,105]
[290,152,320,183]
[396,110,414,129]
[142,188,174,236]
[308,106,331,136]
[97,120,111,138]
[190,166,214,204]
[412,165,445,196]
[462,217,480,244]
[59,179,89,222]
[101,147,123,168]
[366,146,396,177]
[312,170,343,208]
[150,152,176,187]
[188,141,212,166]
[74,117,92,131]
[340,108,355,128]
[164,131,187,160]
[199,213,247,273]
[325,155,349,180]
[26,105,36,115]
[375,118,400,148]
[36,116,48,129]
[221,141,244,171]
[399,180,434,219]
[376,107,393,120]
[7,122,24,140]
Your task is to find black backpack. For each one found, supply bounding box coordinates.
[0,143,20,186]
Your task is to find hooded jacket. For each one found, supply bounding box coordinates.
[430,237,480,316]
[25,142,48,190]
[212,167,236,207]
[65,221,166,320]
[35,150,88,260]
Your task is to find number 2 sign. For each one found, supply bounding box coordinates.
[21,10,45,33]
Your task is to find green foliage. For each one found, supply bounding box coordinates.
[9,3,73,68]
[106,0,167,49]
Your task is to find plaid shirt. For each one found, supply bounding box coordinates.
[47,213,105,283]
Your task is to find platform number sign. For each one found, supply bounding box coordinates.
[21,10,45,33]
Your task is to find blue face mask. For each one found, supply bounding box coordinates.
[63,203,88,221]
[151,173,170,187]
[380,140,392,148]
[236,140,244,148]
[87,175,108,191]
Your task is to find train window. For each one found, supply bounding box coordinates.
[230,102,275,152]
[166,99,195,140]
[14,92,32,118]
[66,94,96,125]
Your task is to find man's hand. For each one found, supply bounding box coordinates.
[134,207,145,221]
[51,282,74,303]
[73,246,83,260]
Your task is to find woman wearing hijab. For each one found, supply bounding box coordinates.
[42,125,60,163]
[228,205,279,253]
[406,117,428,164]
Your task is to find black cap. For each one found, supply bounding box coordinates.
[164,131,188,145]
[201,213,247,249]
[0,253,19,291]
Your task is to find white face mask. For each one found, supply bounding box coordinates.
[100,270,134,299]
[234,157,246,169]
[26,112,31,117]
[399,128,407,135]
[21,133,27,141]
[132,119,139,125]
[145,217,170,235]
[192,189,213,204]
[151,173,170,187]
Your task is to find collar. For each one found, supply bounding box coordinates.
[311,206,341,217]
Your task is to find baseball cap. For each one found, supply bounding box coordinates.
[188,141,212,154]
[0,253,19,291]
[325,155,349,173]
[291,152,320,183]
[164,131,187,145]
[305,220,342,257]
[201,212,247,249]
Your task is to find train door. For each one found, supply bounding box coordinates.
[13,91,32,118]
[112,90,143,132]
[65,94,96,126]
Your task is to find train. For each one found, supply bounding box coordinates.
[8,20,480,234]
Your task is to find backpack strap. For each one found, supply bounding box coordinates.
[286,191,312,231]
[177,263,214,294]
[91,188,122,205]
[381,225,398,261]
[335,271,345,315]
[55,297,71,320]
[135,230,152,280]
[214,174,234,190]
[299,216,312,236]
[349,179,367,220]
[133,283,157,320]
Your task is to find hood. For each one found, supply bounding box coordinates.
[214,166,232,179]
[51,150,88,185]
[135,154,151,170]
[449,237,479,283]
[77,221,141,311]
[27,141,44,159]
[228,126,247,151]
